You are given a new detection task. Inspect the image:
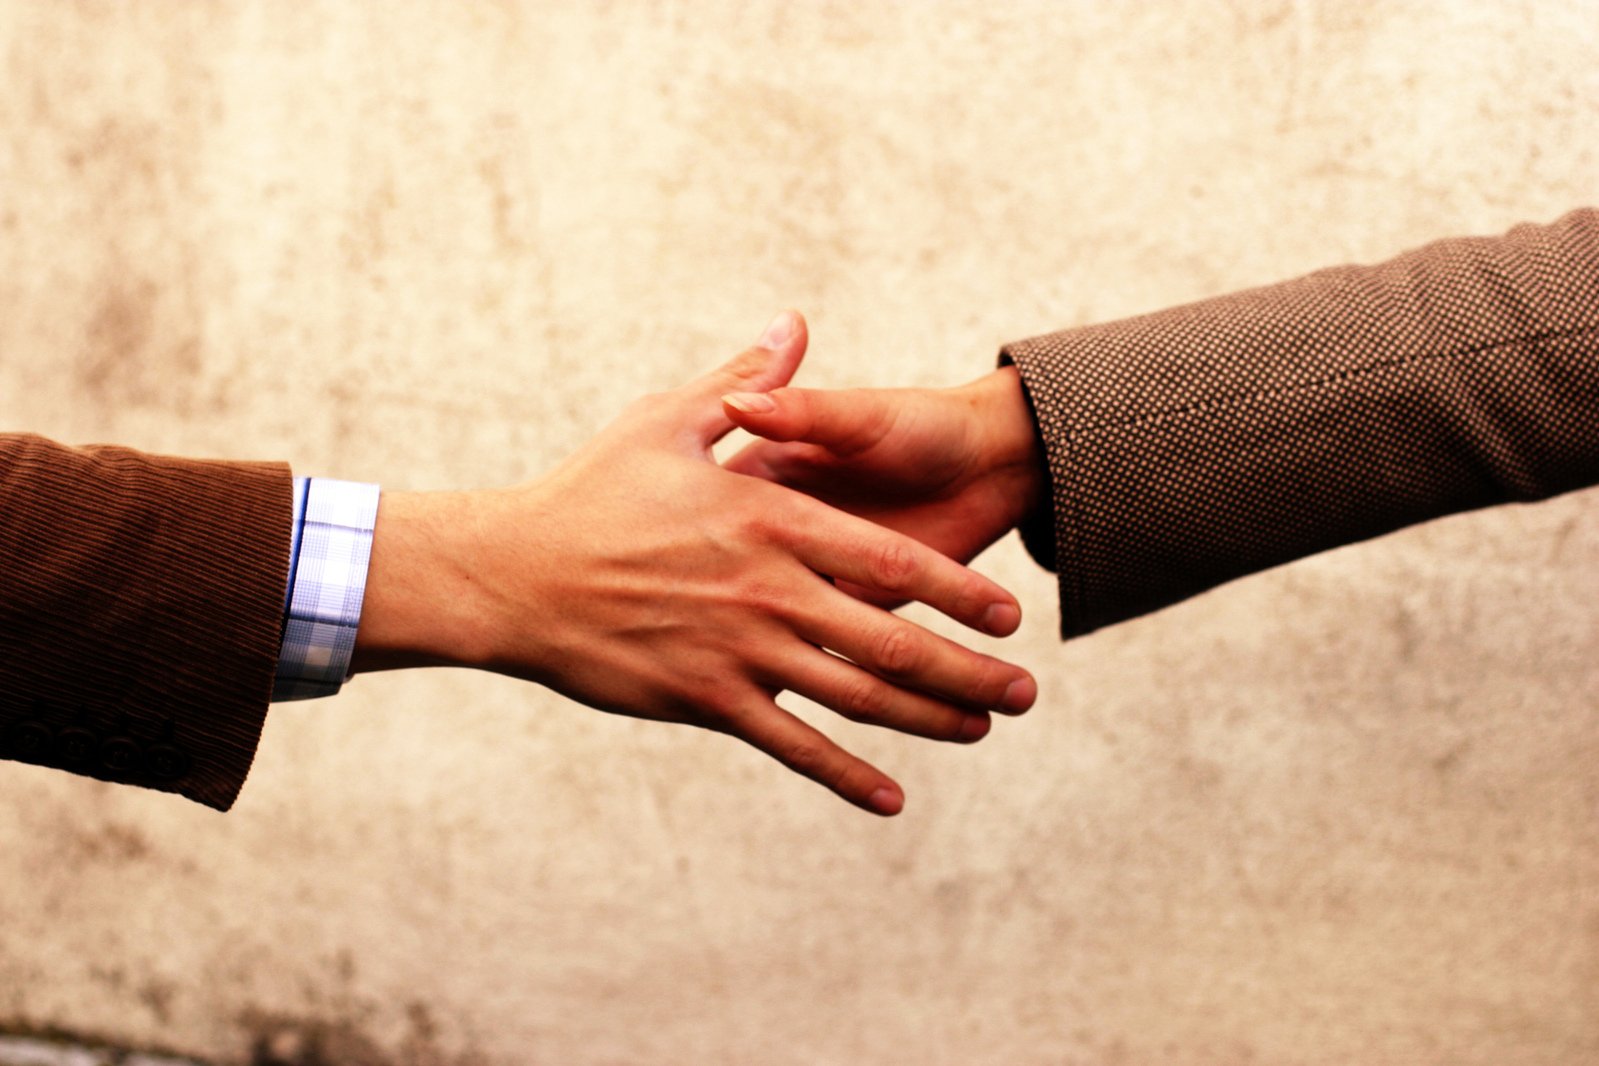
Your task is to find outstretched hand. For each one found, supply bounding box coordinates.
[722,363,1047,607]
[353,312,1036,815]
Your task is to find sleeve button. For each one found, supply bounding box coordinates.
[55,726,98,766]
[144,744,192,781]
[2,720,54,761]
[99,736,144,776]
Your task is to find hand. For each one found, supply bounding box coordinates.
[721,364,1047,607]
[351,312,1037,815]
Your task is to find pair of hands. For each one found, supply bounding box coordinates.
[353,311,1046,815]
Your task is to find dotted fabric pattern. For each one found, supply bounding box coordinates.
[1002,208,1599,639]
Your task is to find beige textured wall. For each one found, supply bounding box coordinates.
[2,2,1597,1063]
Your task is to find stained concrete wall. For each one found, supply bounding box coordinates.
[1,2,1596,1063]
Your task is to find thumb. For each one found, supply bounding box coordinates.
[677,310,807,446]
[721,384,895,459]
[693,310,807,400]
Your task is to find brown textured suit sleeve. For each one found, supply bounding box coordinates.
[0,435,292,809]
[1002,208,1599,639]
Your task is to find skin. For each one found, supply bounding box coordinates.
[721,358,1048,608]
[350,312,1036,816]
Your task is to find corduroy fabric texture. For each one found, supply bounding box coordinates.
[1003,208,1599,639]
[0,435,292,809]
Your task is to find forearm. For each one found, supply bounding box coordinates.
[1005,208,1599,637]
[0,434,291,809]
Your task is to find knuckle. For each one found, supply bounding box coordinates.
[868,539,920,593]
[964,658,1011,708]
[693,679,747,721]
[733,573,786,611]
[838,676,887,721]
[730,570,804,625]
[783,741,827,778]
[828,765,860,795]
[872,625,922,677]
[720,347,769,386]
[957,577,994,622]
[745,492,800,543]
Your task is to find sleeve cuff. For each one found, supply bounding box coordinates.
[273,478,380,701]
[997,348,1061,574]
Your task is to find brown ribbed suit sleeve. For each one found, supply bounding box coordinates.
[0,435,292,809]
[1002,208,1599,639]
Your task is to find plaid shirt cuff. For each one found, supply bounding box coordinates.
[273,477,381,701]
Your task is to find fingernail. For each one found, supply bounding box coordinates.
[867,787,903,816]
[959,714,992,742]
[1000,676,1036,714]
[757,310,797,349]
[981,602,1021,636]
[723,391,777,414]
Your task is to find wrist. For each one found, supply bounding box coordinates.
[349,489,502,674]
[967,365,1047,516]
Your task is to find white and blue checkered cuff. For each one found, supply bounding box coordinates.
[273,477,381,701]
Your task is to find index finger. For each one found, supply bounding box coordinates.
[724,386,898,457]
